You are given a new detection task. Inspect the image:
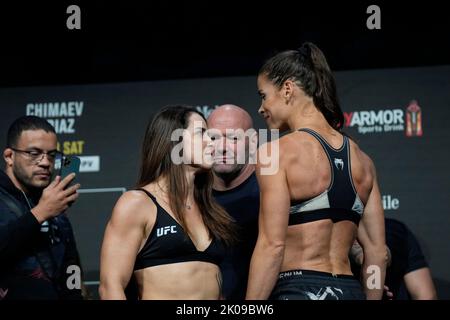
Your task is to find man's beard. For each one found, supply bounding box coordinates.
[13,164,50,194]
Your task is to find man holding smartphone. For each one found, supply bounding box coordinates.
[0,116,83,299]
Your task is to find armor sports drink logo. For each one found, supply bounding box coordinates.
[344,101,423,137]
[343,109,404,134]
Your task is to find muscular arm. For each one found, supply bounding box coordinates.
[99,191,152,300]
[246,143,290,300]
[357,160,387,300]
[349,241,391,268]
[404,267,437,299]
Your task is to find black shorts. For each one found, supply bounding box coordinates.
[270,269,366,300]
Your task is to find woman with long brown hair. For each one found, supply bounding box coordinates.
[246,43,387,300]
[99,105,235,299]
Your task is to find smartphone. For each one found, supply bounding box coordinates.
[59,155,81,185]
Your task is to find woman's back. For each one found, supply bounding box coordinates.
[280,127,374,275]
[247,42,386,300]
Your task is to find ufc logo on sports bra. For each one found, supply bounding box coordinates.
[157,226,178,237]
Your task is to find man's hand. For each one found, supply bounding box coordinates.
[31,173,80,223]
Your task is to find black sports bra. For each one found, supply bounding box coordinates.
[288,128,364,226]
[133,189,226,271]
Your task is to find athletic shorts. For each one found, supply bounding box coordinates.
[270,269,366,300]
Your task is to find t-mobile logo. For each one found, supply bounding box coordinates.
[157,226,177,237]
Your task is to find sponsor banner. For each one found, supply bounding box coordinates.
[79,156,100,173]
[344,100,423,137]
[0,65,447,297]
[382,195,400,211]
[24,101,101,174]
[26,101,84,134]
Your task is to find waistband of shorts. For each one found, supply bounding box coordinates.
[278,269,356,280]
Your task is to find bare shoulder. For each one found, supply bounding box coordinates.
[109,190,156,227]
[279,130,316,149]
[256,139,286,178]
[348,139,376,174]
[256,135,296,163]
[280,130,324,156]
[256,139,279,164]
[256,130,325,171]
[279,130,321,165]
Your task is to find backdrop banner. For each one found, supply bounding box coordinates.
[1,65,449,298]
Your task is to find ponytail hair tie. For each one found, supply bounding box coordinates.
[298,43,311,60]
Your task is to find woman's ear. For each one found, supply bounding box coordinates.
[283,80,295,104]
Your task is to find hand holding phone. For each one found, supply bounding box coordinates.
[59,155,81,207]
[60,155,81,187]
[32,155,81,222]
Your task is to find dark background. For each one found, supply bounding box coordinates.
[0,1,449,86]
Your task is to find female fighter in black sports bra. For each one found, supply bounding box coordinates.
[246,43,387,300]
[99,106,235,299]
